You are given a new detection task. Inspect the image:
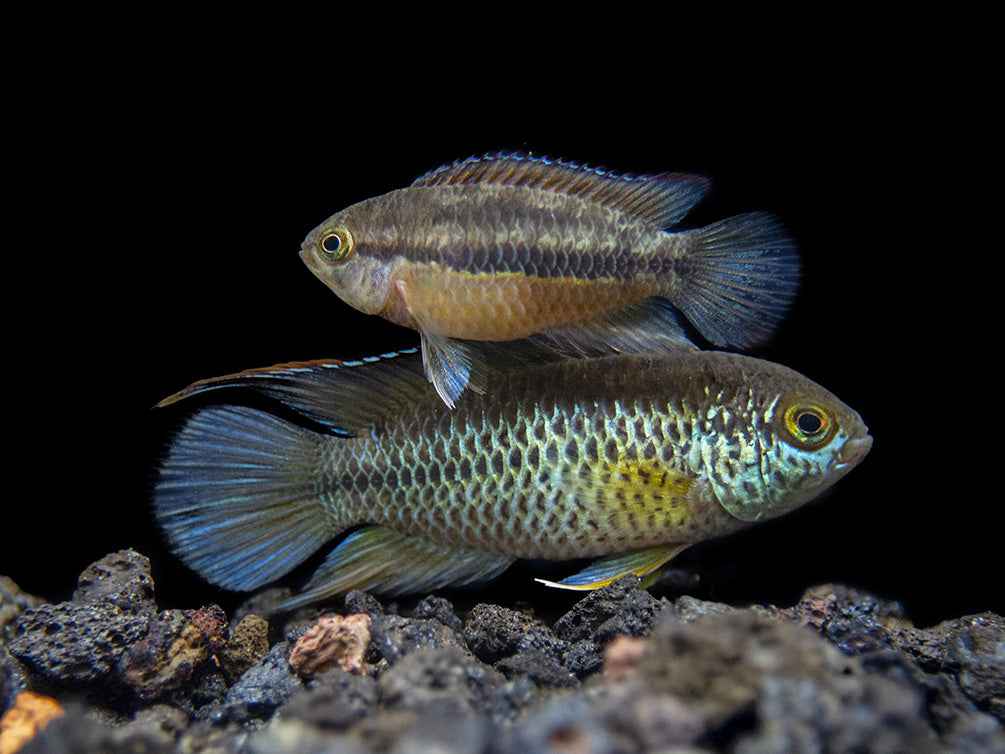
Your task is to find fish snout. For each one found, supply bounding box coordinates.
[299,242,319,272]
[835,434,872,470]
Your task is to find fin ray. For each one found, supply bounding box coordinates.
[676,212,799,349]
[156,350,431,436]
[535,544,688,590]
[419,330,486,409]
[154,406,337,591]
[535,297,698,358]
[412,152,710,228]
[276,526,515,610]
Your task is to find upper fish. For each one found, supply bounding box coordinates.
[153,337,869,611]
[299,153,800,407]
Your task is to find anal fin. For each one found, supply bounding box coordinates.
[275,526,515,611]
[534,297,698,359]
[535,543,689,591]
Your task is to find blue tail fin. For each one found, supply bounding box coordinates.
[676,212,799,349]
[154,405,337,591]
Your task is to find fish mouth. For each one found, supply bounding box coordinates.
[835,435,873,469]
[298,244,316,270]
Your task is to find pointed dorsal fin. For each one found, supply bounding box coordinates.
[156,349,433,437]
[411,152,710,228]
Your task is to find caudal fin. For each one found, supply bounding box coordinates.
[153,405,337,592]
[675,212,799,349]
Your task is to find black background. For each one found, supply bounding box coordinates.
[6,39,996,628]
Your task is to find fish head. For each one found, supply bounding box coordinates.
[704,357,872,525]
[300,205,394,316]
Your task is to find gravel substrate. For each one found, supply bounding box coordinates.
[2,549,1003,753]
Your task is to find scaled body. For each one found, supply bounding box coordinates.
[154,344,870,608]
[300,153,799,406]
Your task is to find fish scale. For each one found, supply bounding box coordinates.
[299,363,771,557]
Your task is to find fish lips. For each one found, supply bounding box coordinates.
[835,434,873,470]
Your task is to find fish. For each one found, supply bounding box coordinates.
[152,335,870,611]
[299,152,800,407]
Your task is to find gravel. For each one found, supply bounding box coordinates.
[2,549,1003,753]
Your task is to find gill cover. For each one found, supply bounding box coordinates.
[714,393,842,523]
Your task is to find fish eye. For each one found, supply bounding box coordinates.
[318,226,354,264]
[796,411,823,434]
[781,402,836,449]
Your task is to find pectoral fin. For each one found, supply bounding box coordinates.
[419,329,486,409]
[535,543,689,591]
[397,279,486,408]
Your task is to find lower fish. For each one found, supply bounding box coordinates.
[153,339,870,610]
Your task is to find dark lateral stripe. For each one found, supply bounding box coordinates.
[361,239,675,280]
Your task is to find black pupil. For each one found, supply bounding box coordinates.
[797,411,824,434]
[322,234,342,254]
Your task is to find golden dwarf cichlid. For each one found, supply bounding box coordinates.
[153,337,870,611]
[299,153,799,407]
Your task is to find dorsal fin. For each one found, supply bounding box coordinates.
[411,152,710,228]
[156,349,433,437]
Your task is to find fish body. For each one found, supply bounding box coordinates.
[300,153,799,406]
[154,342,870,609]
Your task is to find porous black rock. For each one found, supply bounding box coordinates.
[408,593,464,633]
[8,598,151,689]
[0,650,13,717]
[941,612,1005,716]
[551,575,667,644]
[18,702,178,754]
[550,575,667,677]
[277,667,379,731]
[377,644,537,727]
[7,550,159,695]
[462,602,577,687]
[199,641,303,725]
[492,696,613,754]
[72,549,157,614]
[464,603,565,664]
[773,583,1005,734]
[367,611,467,666]
[1,575,45,645]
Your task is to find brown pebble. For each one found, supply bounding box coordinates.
[0,692,64,754]
[219,614,271,679]
[289,613,371,676]
[602,635,648,682]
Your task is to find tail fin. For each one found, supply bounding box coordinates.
[675,212,799,349]
[153,405,337,592]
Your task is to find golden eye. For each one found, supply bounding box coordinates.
[782,403,835,449]
[318,226,353,264]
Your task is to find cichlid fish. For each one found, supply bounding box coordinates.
[299,153,800,407]
[153,336,870,610]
